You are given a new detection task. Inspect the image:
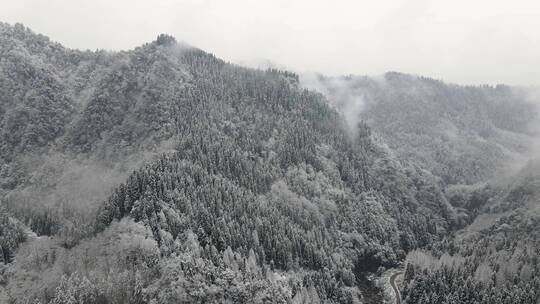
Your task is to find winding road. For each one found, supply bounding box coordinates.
[390,272,402,304]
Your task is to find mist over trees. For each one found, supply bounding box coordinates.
[303,73,540,303]
[303,73,538,186]
[0,23,454,303]
[0,22,539,304]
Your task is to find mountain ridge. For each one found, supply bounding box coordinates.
[0,22,538,304]
[1,23,454,303]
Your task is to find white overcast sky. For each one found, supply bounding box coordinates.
[1,0,539,85]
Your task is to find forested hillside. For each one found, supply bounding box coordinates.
[302,73,540,304]
[0,23,456,303]
[402,159,540,304]
[303,73,538,186]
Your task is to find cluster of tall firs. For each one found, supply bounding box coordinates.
[0,23,452,303]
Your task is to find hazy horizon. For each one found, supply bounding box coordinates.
[2,0,539,86]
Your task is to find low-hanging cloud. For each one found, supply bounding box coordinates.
[492,86,540,180]
[301,73,367,135]
[524,87,540,154]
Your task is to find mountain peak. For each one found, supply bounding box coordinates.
[155,33,177,46]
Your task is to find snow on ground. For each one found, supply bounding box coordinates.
[376,267,403,304]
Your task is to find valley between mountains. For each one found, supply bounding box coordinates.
[1,23,539,304]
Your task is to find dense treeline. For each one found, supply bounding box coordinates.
[0,23,454,303]
[305,73,537,186]
[402,161,540,304]
[0,207,25,264]
[303,70,539,303]
[402,210,540,304]
[1,22,538,303]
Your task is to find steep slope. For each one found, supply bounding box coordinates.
[302,72,540,304]
[402,160,540,304]
[0,23,454,303]
[303,73,538,186]
[0,23,192,247]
